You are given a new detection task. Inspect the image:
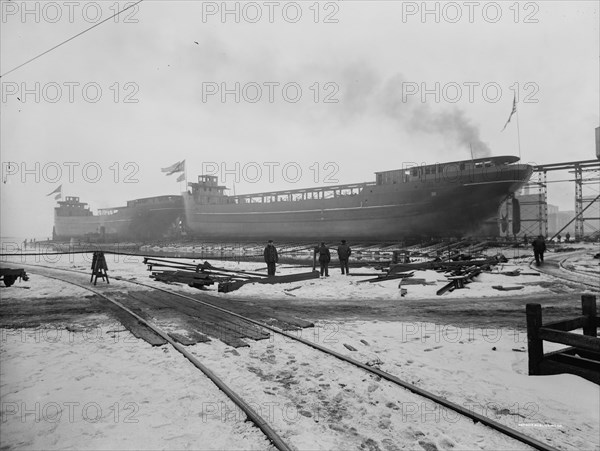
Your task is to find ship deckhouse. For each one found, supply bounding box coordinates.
[55,196,93,217]
[375,156,521,185]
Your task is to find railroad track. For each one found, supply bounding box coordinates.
[529,251,599,290]
[6,261,562,451]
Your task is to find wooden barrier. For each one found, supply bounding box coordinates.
[526,295,599,384]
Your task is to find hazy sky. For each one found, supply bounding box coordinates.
[1,0,598,239]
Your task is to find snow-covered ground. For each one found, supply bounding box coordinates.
[1,247,599,450]
[2,315,598,450]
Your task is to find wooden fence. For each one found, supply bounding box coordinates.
[526,295,599,384]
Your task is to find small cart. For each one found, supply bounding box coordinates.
[0,268,29,287]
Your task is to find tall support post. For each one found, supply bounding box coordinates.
[575,165,584,239]
[540,171,548,237]
[502,195,513,238]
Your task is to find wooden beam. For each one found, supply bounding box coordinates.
[546,351,600,373]
[218,271,320,293]
[539,328,600,353]
[543,316,586,332]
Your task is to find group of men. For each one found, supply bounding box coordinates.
[263,239,352,277]
[265,234,554,275]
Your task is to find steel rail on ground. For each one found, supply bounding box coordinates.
[528,253,599,290]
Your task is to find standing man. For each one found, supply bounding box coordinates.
[337,239,351,275]
[531,235,547,266]
[317,242,331,278]
[263,240,278,276]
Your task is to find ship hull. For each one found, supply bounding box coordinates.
[54,197,183,241]
[183,163,533,241]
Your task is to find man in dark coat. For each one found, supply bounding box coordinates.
[337,239,351,275]
[317,242,331,277]
[263,240,278,276]
[531,235,547,266]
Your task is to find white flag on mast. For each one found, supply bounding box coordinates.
[46,185,62,197]
[161,160,185,175]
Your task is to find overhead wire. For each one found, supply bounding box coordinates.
[0,0,144,78]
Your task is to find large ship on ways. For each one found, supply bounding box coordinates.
[183,155,533,241]
[53,195,184,241]
[53,156,533,242]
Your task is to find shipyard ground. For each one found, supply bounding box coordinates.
[1,247,598,450]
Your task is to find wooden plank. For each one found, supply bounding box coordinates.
[539,328,600,353]
[543,316,586,332]
[398,278,430,285]
[357,272,414,284]
[126,320,168,346]
[539,359,600,385]
[546,351,600,372]
[219,271,320,293]
[436,281,456,296]
[491,285,524,291]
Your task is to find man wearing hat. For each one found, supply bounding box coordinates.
[317,242,331,277]
[337,239,352,275]
[263,240,279,276]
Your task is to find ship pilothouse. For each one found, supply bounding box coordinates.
[189,175,229,204]
[55,196,93,217]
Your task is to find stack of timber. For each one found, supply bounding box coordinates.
[144,256,320,293]
[388,255,503,274]
[436,266,483,296]
[146,257,262,289]
[364,253,509,295]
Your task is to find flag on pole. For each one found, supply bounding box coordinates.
[55,193,61,200]
[161,160,185,175]
[501,94,517,131]
[47,185,62,197]
[176,172,185,182]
